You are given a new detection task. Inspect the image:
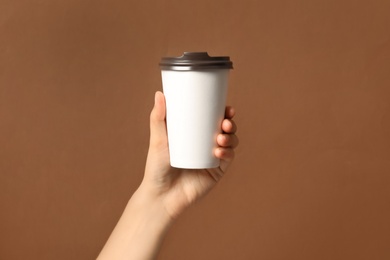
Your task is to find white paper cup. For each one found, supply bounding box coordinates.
[159,52,233,169]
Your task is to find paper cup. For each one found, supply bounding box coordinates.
[159,52,233,169]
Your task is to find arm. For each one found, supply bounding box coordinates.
[97,91,239,260]
[96,187,172,260]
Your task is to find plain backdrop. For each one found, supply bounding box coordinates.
[1,0,389,259]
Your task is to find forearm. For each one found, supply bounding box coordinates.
[97,186,173,260]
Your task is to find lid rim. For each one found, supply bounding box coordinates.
[159,52,233,71]
[160,66,232,71]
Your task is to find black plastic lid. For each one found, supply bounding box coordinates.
[159,52,233,71]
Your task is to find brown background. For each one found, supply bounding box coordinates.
[1,0,390,259]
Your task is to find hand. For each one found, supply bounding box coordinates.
[98,91,238,259]
[139,91,239,220]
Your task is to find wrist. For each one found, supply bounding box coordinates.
[97,186,173,260]
[131,184,174,227]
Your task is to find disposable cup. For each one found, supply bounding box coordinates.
[159,52,233,169]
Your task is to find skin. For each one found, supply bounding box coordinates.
[98,91,239,260]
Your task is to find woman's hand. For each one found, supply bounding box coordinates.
[98,91,238,260]
[140,91,239,220]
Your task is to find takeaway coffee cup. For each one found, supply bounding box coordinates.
[159,52,233,169]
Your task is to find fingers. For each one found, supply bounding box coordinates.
[215,147,235,174]
[149,91,168,148]
[217,133,239,148]
[225,106,235,119]
[222,118,237,134]
[215,106,238,173]
[150,91,166,122]
[215,147,235,162]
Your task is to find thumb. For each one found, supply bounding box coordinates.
[149,91,168,148]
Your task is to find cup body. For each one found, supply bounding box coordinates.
[161,69,229,169]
